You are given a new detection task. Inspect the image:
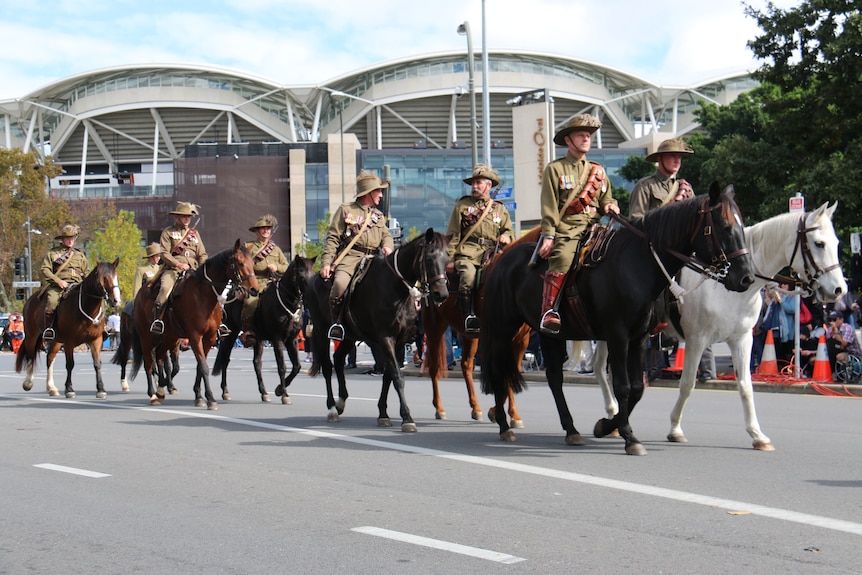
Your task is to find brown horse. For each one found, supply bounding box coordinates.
[421,228,541,425]
[17,260,122,398]
[130,240,258,409]
[112,307,180,394]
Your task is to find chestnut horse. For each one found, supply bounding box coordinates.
[17,260,122,398]
[130,240,258,409]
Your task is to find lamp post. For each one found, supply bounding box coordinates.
[457,21,479,168]
[23,217,42,298]
[481,0,491,167]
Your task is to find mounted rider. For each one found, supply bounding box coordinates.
[445,163,513,333]
[151,201,207,334]
[240,214,289,347]
[319,170,394,341]
[133,242,162,298]
[39,224,90,341]
[537,114,619,333]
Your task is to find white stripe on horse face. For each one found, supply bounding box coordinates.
[112,274,122,307]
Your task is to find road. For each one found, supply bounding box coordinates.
[1,347,860,574]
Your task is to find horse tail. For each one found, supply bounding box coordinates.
[211,341,229,376]
[308,357,320,377]
[14,340,34,373]
[111,319,132,367]
[130,326,143,380]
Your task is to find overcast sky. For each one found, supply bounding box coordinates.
[0,0,800,99]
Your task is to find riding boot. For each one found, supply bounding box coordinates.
[240,316,257,348]
[460,290,480,334]
[150,302,165,334]
[327,297,345,341]
[42,311,56,341]
[540,271,566,334]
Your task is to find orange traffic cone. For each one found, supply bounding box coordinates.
[811,333,833,382]
[757,330,779,375]
[661,341,686,378]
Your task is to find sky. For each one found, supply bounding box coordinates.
[0,0,801,100]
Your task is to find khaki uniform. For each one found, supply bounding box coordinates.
[321,202,393,301]
[629,171,678,219]
[446,195,513,291]
[133,262,161,298]
[156,224,207,305]
[540,153,615,274]
[242,239,289,320]
[40,247,90,312]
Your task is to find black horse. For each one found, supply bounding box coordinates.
[480,184,755,454]
[212,255,316,403]
[304,228,449,431]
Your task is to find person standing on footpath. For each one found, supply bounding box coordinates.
[537,114,619,333]
[39,224,89,341]
[445,163,513,333]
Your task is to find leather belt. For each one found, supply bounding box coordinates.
[466,237,496,246]
[351,246,378,255]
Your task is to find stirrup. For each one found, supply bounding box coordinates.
[327,323,345,341]
[42,327,56,341]
[540,310,561,334]
[150,319,165,335]
[464,314,480,334]
[218,323,231,337]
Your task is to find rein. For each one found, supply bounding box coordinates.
[202,255,254,303]
[385,238,447,304]
[75,272,119,325]
[274,272,304,323]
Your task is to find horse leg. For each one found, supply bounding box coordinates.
[167,346,180,394]
[596,336,646,455]
[460,336,484,421]
[377,340,416,432]
[45,342,61,397]
[278,340,301,405]
[541,337,583,445]
[253,341,271,402]
[332,341,350,417]
[504,326,532,429]
[215,334,235,401]
[667,337,703,444]
[423,312,448,420]
[731,337,773,450]
[593,341,619,418]
[190,339,217,410]
[91,341,107,399]
[63,345,76,399]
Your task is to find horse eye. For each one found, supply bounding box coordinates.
[814,241,825,249]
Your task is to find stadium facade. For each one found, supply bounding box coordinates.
[0,50,757,252]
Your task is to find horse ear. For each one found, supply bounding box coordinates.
[722,184,735,201]
[708,181,721,204]
[234,238,243,251]
[112,258,120,268]
[425,228,434,242]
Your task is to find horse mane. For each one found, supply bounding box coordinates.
[194,246,242,280]
[746,211,800,259]
[637,193,737,251]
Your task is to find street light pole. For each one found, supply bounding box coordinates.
[481,0,491,167]
[457,21,478,168]
[24,217,42,299]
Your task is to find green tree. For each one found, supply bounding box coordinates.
[90,210,145,303]
[294,212,331,272]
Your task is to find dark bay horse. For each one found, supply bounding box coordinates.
[421,228,540,425]
[112,309,179,394]
[130,240,258,409]
[213,255,316,404]
[305,228,449,431]
[17,260,122,398]
[480,184,755,454]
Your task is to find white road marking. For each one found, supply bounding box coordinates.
[352,526,525,564]
[34,463,111,478]
[8,394,862,537]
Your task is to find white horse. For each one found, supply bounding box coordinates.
[594,202,846,450]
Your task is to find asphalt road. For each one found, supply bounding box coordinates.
[1,347,860,574]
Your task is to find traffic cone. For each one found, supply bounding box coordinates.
[661,341,686,378]
[811,334,833,382]
[757,330,779,375]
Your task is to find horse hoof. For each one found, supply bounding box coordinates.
[169,388,179,396]
[65,391,76,399]
[275,385,283,397]
[261,394,270,402]
[593,418,613,438]
[23,381,33,392]
[610,429,621,438]
[435,411,447,420]
[753,440,775,451]
[401,422,418,433]
[511,418,525,429]
[96,391,107,399]
[488,407,497,424]
[149,396,162,406]
[121,382,130,393]
[195,399,206,408]
[281,395,292,405]
[220,392,231,401]
[499,430,517,442]
[207,403,218,411]
[48,388,60,397]
[378,418,392,427]
[667,432,688,443]
[471,410,482,421]
[565,433,585,446]
[625,443,648,456]
[327,411,340,422]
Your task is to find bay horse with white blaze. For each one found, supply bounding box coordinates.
[130,240,258,409]
[593,202,846,450]
[17,260,122,398]
[213,255,316,403]
[305,228,449,431]
[480,184,755,455]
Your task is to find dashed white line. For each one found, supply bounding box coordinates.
[352,526,525,563]
[34,463,111,478]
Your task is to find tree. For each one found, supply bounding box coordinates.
[90,210,145,303]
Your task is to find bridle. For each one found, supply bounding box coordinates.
[274,270,304,323]
[387,238,448,304]
[768,213,841,295]
[76,268,121,325]
[203,253,257,304]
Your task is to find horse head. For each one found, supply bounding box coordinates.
[230,238,260,298]
[419,228,450,307]
[92,259,122,308]
[793,202,847,302]
[691,183,755,293]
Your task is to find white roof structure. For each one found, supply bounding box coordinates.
[0,50,757,168]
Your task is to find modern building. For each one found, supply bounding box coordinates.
[0,50,757,252]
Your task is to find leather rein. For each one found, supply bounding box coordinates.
[385,238,447,304]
